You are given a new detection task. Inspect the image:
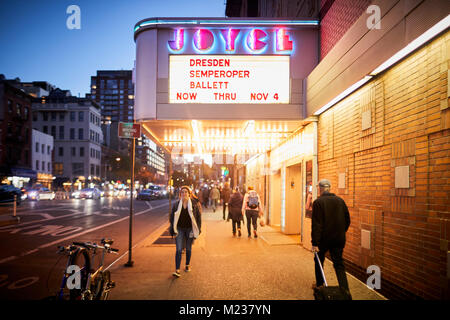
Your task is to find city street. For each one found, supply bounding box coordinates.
[0,197,170,300]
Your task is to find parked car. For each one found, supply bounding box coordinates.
[79,188,101,199]
[27,188,55,201]
[0,185,24,204]
[137,189,153,201]
[149,185,167,199]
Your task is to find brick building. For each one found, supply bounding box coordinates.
[0,76,35,187]
[225,0,450,299]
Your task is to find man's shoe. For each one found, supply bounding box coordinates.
[253,230,258,238]
[185,265,191,272]
[233,232,236,237]
[238,229,241,237]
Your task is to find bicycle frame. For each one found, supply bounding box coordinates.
[56,240,117,300]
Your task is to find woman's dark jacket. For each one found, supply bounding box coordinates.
[169,198,202,236]
[228,192,244,221]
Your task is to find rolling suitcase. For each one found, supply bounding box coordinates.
[313,252,352,300]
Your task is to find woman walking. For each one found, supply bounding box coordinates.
[228,187,244,237]
[169,186,202,278]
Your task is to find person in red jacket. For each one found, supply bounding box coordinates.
[311,179,351,296]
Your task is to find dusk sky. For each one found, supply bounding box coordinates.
[0,0,226,97]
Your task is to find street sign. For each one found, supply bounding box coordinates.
[118,122,141,139]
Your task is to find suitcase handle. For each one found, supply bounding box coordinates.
[314,251,328,287]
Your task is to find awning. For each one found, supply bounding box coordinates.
[10,167,37,179]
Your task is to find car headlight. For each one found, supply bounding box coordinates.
[29,192,38,197]
[72,192,80,197]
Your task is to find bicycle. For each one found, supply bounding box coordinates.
[55,238,119,300]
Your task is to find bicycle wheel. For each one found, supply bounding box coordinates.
[67,247,91,300]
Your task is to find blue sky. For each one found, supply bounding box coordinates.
[0,0,226,97]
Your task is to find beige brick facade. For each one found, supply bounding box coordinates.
[317,30,450,299]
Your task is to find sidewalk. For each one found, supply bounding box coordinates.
[108,206,386,300]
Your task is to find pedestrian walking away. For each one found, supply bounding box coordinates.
[228,187,244,237]
[201,187,209,208]
[242,186,263,238]
[221,183,231,220]
[311,179,352,298]
[169,186,202,278]
[209,185,220,212]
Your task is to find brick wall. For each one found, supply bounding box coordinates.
[320,0,372,59]
[317,30,450,299]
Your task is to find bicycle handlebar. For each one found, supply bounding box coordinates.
[72,241,119,253]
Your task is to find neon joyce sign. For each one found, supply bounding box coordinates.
[168,28,294,54]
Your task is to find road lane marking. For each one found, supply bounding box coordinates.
[0,256,17,264]
[105,216,169,271]
[0,212,82,230]
[37,202,168,250]
[0,202,169,264]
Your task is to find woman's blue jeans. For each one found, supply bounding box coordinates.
[175,228,194,270]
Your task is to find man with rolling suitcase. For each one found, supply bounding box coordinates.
[311,179,352,300]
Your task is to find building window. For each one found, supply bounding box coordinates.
[42,161,45,172]
[16,103,22,117]
[43,125,48,134]
[80,147,84,157]
[36,160,39,170]
[33,112,38,121]
[48,162,51,172]
[71,147,76,157]
[58,147,64,157]
[78,128,84,140]
[72,163,84,176]
[43,112,48,121]
[35,142,39,153]
[70,128,75,140]
[70,111,76,122]
[59,126,64,139]
[53,162,63,175]
[96,165,100,176]
[90,164,95,175]
[24,107,29,120]
[47,146,51,155]
[51,112,56,121]
[41,144,45,154]
[7,100,13,113]
[59,112,65,121]
[78,111,84,122]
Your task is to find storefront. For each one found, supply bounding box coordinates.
[133,18,320,235]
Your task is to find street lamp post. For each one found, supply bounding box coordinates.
[125,140,135,267]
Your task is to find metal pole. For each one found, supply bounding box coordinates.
[168,156,173,214]
[125,137,135,267]
[13,195,17,217]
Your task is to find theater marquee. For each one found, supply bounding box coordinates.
[169,55,290,104]
[133,18,319,120]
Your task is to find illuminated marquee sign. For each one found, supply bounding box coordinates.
[168,28,294,54]
[169,55,290,104]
